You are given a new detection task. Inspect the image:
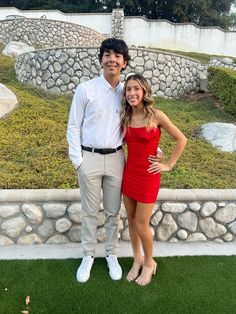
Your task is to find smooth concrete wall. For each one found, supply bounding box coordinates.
[124,17,236,57]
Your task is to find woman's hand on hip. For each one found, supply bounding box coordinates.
[147,161,172,174]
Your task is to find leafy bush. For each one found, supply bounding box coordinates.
[208,66,236,116]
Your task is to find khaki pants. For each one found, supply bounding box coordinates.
[78,149,125,256]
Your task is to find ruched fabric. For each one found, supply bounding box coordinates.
[122,127,161,203]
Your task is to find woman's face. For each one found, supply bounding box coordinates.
[125,79,144,108]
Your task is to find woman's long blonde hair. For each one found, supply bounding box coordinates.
[120,74,155,132]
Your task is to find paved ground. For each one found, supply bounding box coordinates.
[0,241,235,260]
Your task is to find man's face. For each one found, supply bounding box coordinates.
[100,49,127,78]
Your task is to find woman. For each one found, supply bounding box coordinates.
[120,74,187,286]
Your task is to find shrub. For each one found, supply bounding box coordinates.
[208,66,236,116]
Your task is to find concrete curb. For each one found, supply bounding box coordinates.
[0,241,235,260]
[1,188,236,202]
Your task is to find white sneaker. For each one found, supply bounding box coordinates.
[106,255,122,280]
[76,256,94,283]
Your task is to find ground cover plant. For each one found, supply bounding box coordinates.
[0,256,236,314]
[0,45,236,189]
[152,48,236,64]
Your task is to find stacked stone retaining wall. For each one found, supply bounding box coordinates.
[14,47,208,98]
[0,18,107,48]
[0,189,235,246]
[210,58,236,71]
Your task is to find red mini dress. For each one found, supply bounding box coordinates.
[122,126,161,203]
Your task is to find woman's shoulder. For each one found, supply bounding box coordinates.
[153,109,165,125]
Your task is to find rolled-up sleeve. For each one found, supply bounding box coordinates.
[67,85,86,169]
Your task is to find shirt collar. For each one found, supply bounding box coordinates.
[100,74,123,93]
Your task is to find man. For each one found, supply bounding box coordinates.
[67,38,130,283]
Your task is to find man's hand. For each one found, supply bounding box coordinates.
[148,147,173,174]
[148,147,163,164]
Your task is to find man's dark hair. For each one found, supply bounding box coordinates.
[99,38,130,64]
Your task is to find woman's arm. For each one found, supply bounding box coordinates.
[148,110,187,174]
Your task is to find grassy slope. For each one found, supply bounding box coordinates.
[151,48,236,64]
[0,257,236,314]
[0,45,236,189]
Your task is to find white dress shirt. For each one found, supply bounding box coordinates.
[67,74,124,169]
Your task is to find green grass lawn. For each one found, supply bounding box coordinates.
[0,256,236,314]
[0,45,236,189]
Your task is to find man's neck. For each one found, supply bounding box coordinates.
[103,73,120,89]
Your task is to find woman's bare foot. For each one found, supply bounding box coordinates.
[126,258,143,282]
[135,260,157,286]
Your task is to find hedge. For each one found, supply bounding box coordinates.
[208,66,236,116]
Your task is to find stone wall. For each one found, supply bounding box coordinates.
[1,8,236,57]
[112,8,124,39]
[0,18,107,48]
[14,47,208,98]
[210,58,236,71]
[0,189,235,246]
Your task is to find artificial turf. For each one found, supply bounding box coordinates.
[0,256,236,314]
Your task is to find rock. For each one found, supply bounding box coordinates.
[186,233,207,242]
[43,203,67,218]
[17,234,43,245]
[189,202,201,212]
[199,73,208,92]
[0,83,18,119]
[156,214,178,241]
[228,221,236,235]
[2,41,35,57]
[46,235,69,244]
[145,60,154,70]
[220,57,234,64]
[223,233,234,242]
[67,203,82,223]
[201,202,217,217]
[1,216,26,238]
[177,212,198,232]
[38,220,55,238]
[169,237,178,243]
[214,238,224,243]
[214,203,236,223]
[199,122,236,152]
[0,205,20,218]
[177,229,188,240]
[55,218,72,233]
[21,204,43,224]
[162,203,187,213]
[25,226,32,233]
[151,210,163,226]
[68,226,82,242]
[0,235,14,246]
[157,54,165,64]
[199,218,227,239]
[121,227,130,241]
[134,57,144,66]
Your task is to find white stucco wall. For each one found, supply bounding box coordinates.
[124,17,236,57]
[230,3,236,14]
[0,7,112,34]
